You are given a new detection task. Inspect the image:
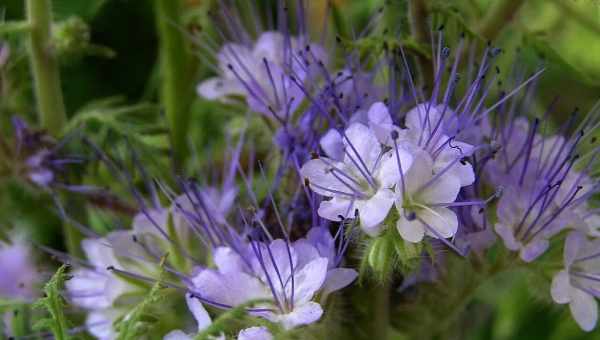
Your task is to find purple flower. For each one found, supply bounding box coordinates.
[0,237,40,300]
[188,228,357,330]
[197,31,325,121]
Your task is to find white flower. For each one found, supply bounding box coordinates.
[394,150,461,243]
[551,232,600,331]
[301,122,413,236]
[402,103,475,187]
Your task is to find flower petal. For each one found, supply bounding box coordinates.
[213,247,246,275]
[494,223,520,251]
[86,309,120,340]
[419,174,461,204]
[376,147,413,188]
[317,197,356,222]
[396,213,426,243]
[342,123,382,173]
[321,268,358,296]
[519,239,549,262]
[300,158,356,197]
[551,270,572,304]
[565,232,585,267]
[191,269,269,306]
[271,301,324,330]
[185,294,212,332]
[197,77,245,100]
[238,326,273,340]
[421,207,459,239]
[320,129,345,161]
[355,189,395,233]
[570,288,598,332]
[163,330,193,340]
[291,257,329,305]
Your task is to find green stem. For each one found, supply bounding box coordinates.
[26,0,67,136]
[477,0,526,41]
[154,0,192,168]
[372,280,390,340]
[408,0,433,88]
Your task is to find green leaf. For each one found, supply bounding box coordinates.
[115,267,168,340]
[524,33,600,87]
[33,265,72,340]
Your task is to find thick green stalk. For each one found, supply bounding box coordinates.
[154,0,192,168]
[408,0,433,88]
[477,0,525,41]
[372,280,391,339]
[26,0,67,135]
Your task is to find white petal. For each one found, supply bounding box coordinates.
[191,270,269,306]
[300,158,356,197]
[570,288,598,332]
[185,294,212,332]
[320,129,345,161]
[421,207,459,239]
[197,77,244,100]
[253,32,285,63]
[81,238,118,269]
[86,309,120,340]
[367,102,394,144]
[66,269,112,309]
[551,270,572,304]
[238,326,273,340]
[164,330,193,340]
[272,301,324,330]
[342,123,382,173]
[437,159,475,188]
[213,247,246,275]
[376,148,413,188]
[403,150,435,194]
[291,257,329,305]
[292,240,321,271]
[396,213,426,243]
[317,197,356,222]
[355,189,395,232]
[419,174,461,204]
[321,268,358,296]
[405,103,442,133]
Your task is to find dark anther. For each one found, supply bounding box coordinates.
[495,66,500,74]
[305,44,311,51]
[106,265,115,271]
[441,47,450,58]
[132,234,138,242]
[406,211,417,221]
[391,130,399,140]
[591,137,597,144]
[336,35,342,43]
[460,158,468,165]
[227,63,233,70]
[478,208,484,214]
[438,24,445,31]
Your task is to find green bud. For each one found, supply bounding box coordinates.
[52,17,115,61]
[53,17,90,59]
[393,234,422,274]
[366,233,395,281]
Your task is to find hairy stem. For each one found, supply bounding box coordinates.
[477,0,526,41]
[373,280,391,339]
[154,0,193,168]
[26,0,67,135]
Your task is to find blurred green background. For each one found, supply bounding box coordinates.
[1,0,599,339]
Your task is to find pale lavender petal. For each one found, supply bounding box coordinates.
[317,197,355,222]
[238,326,273,340]
[570,288,598,332]
[185,294,212,332]
[520,239,549,262]
[421,207,459,239]
[565,232,585,267]
[551,270,572,304]
[321,268,358,295]
[396,214,426,243]
[320,129,345,161]
[291,258,328,305]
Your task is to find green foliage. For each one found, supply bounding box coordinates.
[114,273,167,340]
[33,265,72,340]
